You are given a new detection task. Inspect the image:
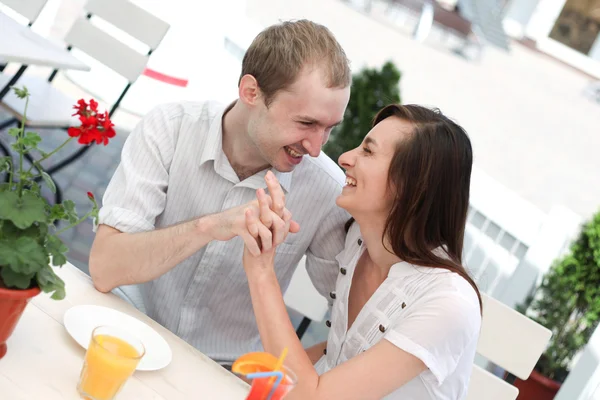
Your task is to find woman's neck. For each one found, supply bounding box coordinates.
[354,215,401,278]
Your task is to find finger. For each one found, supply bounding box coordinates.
[271,214,286,246]
[265,171,285,217]
[245,208,259,239]
[257,188,273,229]
[243,210,261,256]
[289,220,300,233]
[257,222,273,252]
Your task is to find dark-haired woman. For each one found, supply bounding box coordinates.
[240,104,482,400]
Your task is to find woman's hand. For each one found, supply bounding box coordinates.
[242,171,298,271]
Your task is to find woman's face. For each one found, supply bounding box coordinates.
[336,116,412,218]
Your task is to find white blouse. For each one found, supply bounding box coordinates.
[314,223,482,400]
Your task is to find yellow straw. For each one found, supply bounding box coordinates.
[263,347,288,400]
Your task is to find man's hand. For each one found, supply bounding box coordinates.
[205,171,299,254]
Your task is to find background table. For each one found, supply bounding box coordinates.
[0,262,250,399]
[0,11,90,99]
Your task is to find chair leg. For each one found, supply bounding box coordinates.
[296,317,312,339]
[0,118,18,131]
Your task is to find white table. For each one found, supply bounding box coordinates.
[0,11,90,99]
[0,263,250,400]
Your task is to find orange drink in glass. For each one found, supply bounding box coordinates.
[245,366,297,400]
[77,326,145,400]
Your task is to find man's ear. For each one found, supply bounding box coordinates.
[239,74,262,106]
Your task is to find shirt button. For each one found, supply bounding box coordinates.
[402,302,407,309]
[358,238,363,246]
[329,291,336,300]
[323,348,327,355]
[340,268,347,275]
[379,324,386,333]
[326,320,332,328]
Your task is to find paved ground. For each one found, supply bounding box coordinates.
[2,0,598,348]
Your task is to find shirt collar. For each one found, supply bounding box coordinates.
[198,101,293,193]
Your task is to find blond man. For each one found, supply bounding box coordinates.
[89,20,352,366]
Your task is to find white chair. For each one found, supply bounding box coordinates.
[466,293,552,400]
[0,0,47,26]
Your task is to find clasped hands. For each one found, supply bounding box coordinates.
[241,171,299,269]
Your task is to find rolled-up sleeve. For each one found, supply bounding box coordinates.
[384,290,481,385]
[98,104,179,234]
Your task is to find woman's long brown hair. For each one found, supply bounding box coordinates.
[346,104,482,311]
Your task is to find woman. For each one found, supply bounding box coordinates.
[241,104,482,399]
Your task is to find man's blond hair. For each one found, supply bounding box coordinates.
[240,19,351,106]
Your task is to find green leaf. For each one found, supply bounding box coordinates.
[23,132,41,148]
[0,156,11,173]
[0,190,47,229]
[41,171,56,194]
[62,200,79,224]
[7,127,20,137]
[12,86,29,99]
[48,204,67,222]
[0,237,48,274]
[1,267,35,289]
[46,235,69,267]
[36,266,65,300]
[0,220,41,240]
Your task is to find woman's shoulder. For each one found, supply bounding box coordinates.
[390,263,481,319]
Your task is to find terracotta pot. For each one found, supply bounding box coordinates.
[0,285,41,359]
[514,369,562,400]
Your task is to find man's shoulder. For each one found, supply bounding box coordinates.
[299,152,346,188]
[147,100,225,124]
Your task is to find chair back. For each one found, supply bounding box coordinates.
[1,0,47,24]
[64,0,170,83]
[466,293,552,400]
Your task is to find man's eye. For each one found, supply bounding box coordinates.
[362,147,372,154]
[299,121,313,126]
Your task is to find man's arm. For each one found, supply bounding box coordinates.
[90,203,261,292]
[87,104,272,292]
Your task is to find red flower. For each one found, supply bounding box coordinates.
[72,99,87,116]
[87,192,95,200]
[67,99,115,146]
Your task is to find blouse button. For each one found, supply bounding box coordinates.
[326,320,332,328]
[340,267,347,275]
[379,324,386,333]
[323,348,327,355]
[358,238,363,246]
[402,302,407,309]
[329,291,336,300]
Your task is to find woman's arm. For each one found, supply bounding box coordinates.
[245,267,427,400]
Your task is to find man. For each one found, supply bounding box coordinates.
[89,19,352,366]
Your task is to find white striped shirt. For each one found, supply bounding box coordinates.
[98,101,350,363]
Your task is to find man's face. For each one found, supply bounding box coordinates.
[247,68,350,172]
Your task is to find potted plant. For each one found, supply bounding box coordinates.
[323,60,401,162]
[0,86,114,359]
[515,209,600,399]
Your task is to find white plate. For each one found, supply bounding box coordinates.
[64,305,172,371]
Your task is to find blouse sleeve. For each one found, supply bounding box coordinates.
[384,285,481,385]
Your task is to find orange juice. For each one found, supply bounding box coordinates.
[246,373,296,400]
[77,327,145,400]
